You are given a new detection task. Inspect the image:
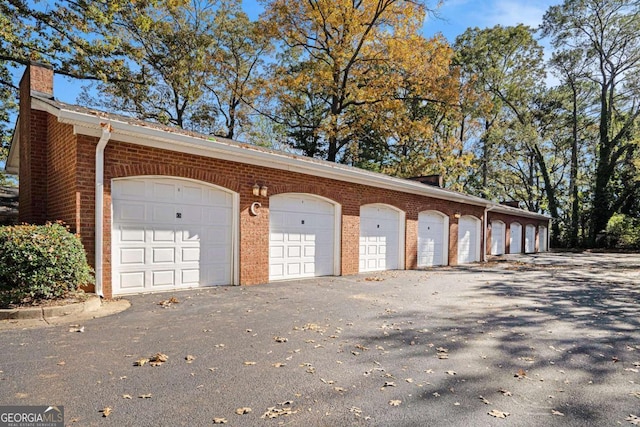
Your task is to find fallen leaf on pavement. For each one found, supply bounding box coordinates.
[243,361,256,366]
[185,355,196,363]
[552,409,565,416]
[100,407,112,417]
[446,370,456,376]
[389,400,401,406]
[274,336,288,343]
[68,326,84,333]
[122,394,132,399]
[236,407,252,415]
[479,396,491,404]
[212,418,227,424]
[134,358,149,367]
[139,394,152,399]
[158,296,179,307]
[261,402,296,419]
[383,381,396,387]
[488,409,510,418]
[499,389,512,396]
[334,387,346,392]
[627,414,640,425]
[515,369,527,379]
[57,361,65,366]
[272,363,286,368]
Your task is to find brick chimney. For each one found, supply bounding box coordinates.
[408,174,444,188]
[500,201,520,209]
[18,62,54,223]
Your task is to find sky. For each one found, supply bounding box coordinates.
[45,0,562,107]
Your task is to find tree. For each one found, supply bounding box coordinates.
[79,0,217,129]
[261,0,450,163]
[454,25,565,243]
[542,0,640,246]
[197,0,272,139]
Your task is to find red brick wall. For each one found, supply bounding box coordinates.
[30,113,548,298]
[45,118,78,230]
[18,64,54,224]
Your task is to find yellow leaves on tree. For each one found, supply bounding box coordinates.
[262,0,467,177]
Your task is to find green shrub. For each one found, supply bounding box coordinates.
[0,222,94,305]
[605,213,640,249]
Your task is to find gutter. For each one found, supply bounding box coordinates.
[95,123,112,297]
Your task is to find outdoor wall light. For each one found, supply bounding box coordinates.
[454,212,461,219]
[260,185,268,198]
[252,183,260,196]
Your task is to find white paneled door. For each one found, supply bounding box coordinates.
[525,224,536,253]
[509,222,522,254]
[269,194,337,280]
[417,211,448,267]
[359,204,403,272]
[490,221,506,255]
[457,216,480,264]
[539,226,548,252]
[112,177,234,295]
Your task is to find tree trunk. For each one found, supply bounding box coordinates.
[569,82,580,248]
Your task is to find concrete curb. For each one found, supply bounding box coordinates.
[0,295,101,321]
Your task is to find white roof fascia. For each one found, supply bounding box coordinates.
[32,98,550,220]
[5,119,20,174]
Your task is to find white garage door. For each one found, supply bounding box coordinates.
[539,226,548,252]
[112,177,235,295]
[490,221,506,255]
[418,211,449,267]
[457,216,480,264]
[269,194,337,280]
[525,224,536,253]
[359,204,403,272]
[509,222,522,254]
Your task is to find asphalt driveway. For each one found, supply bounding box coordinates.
[1,252,639,426]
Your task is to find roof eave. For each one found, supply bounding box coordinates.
[31,98,550,221]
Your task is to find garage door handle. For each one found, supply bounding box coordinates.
[176,213,182,219]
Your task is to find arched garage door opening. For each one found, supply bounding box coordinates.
[417,211,449,267]
[490,220,506,255]
[112,176,238,295]
[359,204,405,272]
[539,226,548,252]
[509,222,522,254]
[458,215,481,264]
[269,193,341,280]
[525,224,536,253]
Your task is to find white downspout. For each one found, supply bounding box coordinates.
[95,123,112,297]
[483,206,489,262]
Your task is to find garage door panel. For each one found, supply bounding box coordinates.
[181,269,200,285]
[510,223,522,253]
[458,216,480,264]
[120,227,145,242]
[152,247,175,263]
[113,178,234,295]
[269,194,336,280]
[152,205,176,223]
[418,212,447,267]
[120,248,145,265]
[491,221,505,255]
[119,272,145,289]
[117,202,146,221]
[359,205,401,273]
[152,270,175,287]
[152,229,175,242]
[153,182,177,201]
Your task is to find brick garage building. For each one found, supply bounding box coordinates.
[6,64,550,299]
